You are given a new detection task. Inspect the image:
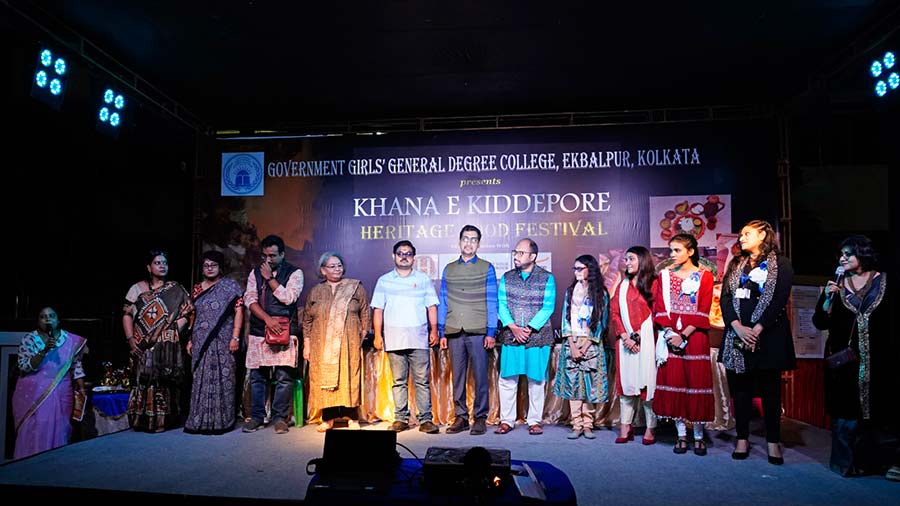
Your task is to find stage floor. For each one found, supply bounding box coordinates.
[1,418,897,505]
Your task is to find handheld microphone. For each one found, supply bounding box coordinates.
[826,265,845,301]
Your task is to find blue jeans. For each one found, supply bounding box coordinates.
[250,366,295,423]
[387,348,432,423]
[447,332,489,420]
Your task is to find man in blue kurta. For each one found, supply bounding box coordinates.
[495,238,556,435]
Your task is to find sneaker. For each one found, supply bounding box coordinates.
[242,419,264,433]
[274,420,289,434]
[470,418,487,435]
[446,417,470,434]
[390,420,410,432]
[419,420,440,434]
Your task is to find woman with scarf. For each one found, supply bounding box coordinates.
[553,254,609,440]
[814,235,897,479]
[12,307,87,459]
[185,250,244,434]
[303,251,371,432]
[123,250,194,432]
[653,233,715,456]
[609,246,659,445]
[720,220,795,465]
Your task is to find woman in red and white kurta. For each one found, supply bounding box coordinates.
[609,246,659,445]
[653,233,715,456]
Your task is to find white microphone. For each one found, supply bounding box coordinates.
[827,265,845,301]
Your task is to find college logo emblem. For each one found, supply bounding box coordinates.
[221,152,264,196]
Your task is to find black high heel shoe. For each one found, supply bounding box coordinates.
[767,443,784,465]
[732,439,750,460]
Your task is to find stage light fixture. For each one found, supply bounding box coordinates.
[97,87,126,138]
[870,51,897,97]
[30,47,68,109]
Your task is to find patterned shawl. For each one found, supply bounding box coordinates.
[721,251,779,374]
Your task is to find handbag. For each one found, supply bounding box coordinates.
[824,318,858,370]
[824,346,858,369]
[265,316,291,345]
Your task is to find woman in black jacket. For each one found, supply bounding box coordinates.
[720,220,796,464]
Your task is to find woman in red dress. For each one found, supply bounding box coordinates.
[652,233,715,456]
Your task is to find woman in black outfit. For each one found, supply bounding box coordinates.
[813,235,898,479]
[720,220,796,464]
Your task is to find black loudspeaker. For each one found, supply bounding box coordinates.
[306,429,399,494]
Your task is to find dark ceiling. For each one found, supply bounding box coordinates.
[10,0,900,129]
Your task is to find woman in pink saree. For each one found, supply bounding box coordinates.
[12,307,87,459]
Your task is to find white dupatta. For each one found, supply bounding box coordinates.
[617,279,658,400]
[655,269,680,366]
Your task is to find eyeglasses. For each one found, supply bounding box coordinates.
[838,250,854,259]
[572,266,586,272]
[512,250,535,257]
[324,264,343,270]
[460,236,480,244]
[394,251,415,258]
[202,262,219,269]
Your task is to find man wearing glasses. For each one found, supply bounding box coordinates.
[242,234,305,434]
[371,241,441,434]
[495,238,556,435]
[439,225,498,435]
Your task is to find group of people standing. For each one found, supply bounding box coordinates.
[11,222,896,481]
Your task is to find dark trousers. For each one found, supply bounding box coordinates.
[250,366,295,423]
[727,368,783,443]
[448,332,490,421]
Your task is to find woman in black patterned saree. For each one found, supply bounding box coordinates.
[814,235,898,479]
[123,250,194,432]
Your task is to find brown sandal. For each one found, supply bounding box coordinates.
[494,422,513,434]
[528,424,543,435]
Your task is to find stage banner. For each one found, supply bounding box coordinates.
[199,121,777,320]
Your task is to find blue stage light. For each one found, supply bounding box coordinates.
[885,52,896,69]
[114,95,125,110]
[99,107,110,122]
[871,61,883,77]
[104,89,114,104]
[31,48,67,109]
[875,81,887,97]
[35,70,47,88]
[49,78,62,96]
[109,112,121,127]
[889,73,899,90]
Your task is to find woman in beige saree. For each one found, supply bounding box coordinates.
[303,251,371,431]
